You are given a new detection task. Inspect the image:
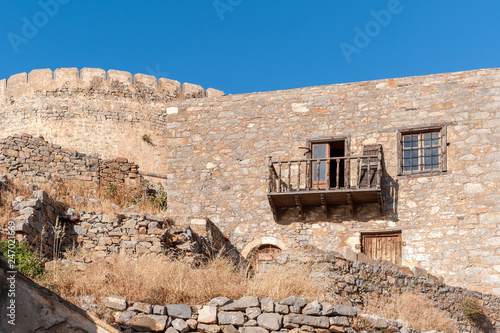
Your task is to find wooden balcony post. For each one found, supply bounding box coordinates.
[326,159,331,190]
[376,149,382,189]
[336,158,340,190]
[356,157,361,189]
[316,159,320,190]
[267,156,273,193]
[278,162,282,193]
[288,162,292,191]
[297,161,301,191]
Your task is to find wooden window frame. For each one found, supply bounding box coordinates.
[396,126,447,176]
[306,136,351,188]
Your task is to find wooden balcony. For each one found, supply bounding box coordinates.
[267,148,383,220]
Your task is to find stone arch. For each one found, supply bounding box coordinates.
[241,237,288,259]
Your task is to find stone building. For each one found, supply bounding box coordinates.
[0,67,498,295]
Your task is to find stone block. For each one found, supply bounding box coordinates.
[302,301,321,315]
[198,323,221,333]
[153,305,167,315]
[256,313,282,331]
[238,328,269,333]
[7,72,27,89]
[54,68,79,82]
[206,88,225,98]
[260,298,274,313]
[172,318,189,333]
[279,296,308,308]
[221,296,260,311]
[274,304,288,314]
[104,295,127,310]
[332,305,357,317]
[208,297,233,307]
[80,68,106,83]
[183,82,205,98]
[108,69,132,84]
[221,325,239,333]
[159,78,181,97]
[217,312,245,326]
[132,314,169,331]
[198,305,218,324]
[167,304,192,319]
[134,73,158,87]
[283,314,329,328]
[246,307,261,319]
[28,69,53,85]
[131,302,152,314]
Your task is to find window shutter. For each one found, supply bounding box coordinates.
[396,131,402,175]
[441,126,447,172]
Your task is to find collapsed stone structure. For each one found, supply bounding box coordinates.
[0,67,499,295]
[8,188,232,261]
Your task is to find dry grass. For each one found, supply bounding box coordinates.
[0,178,168,227]
[362,292,459,333]
[39,254,324,307]
[0,179,33,230]
[248,266,325,302]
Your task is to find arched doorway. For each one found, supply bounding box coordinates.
[241,237,287,273]
[249,244,282,272]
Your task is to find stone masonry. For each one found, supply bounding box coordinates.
[0,134,145,189]
[0,67,499,294]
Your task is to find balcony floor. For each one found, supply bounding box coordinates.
[267,188,382,220]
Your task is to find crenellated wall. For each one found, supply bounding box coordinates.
[0,67,499,295]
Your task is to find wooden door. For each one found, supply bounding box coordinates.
[362,232,402,265]
[250,245,281,272]
[312,143,329,189]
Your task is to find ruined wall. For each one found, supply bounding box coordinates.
[0,67,499,294]
[0,134,145,188]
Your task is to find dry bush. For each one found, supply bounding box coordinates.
[248,266,325,302]
[0,179,33,229]
[363,292,459,333]
[40,255,325,307]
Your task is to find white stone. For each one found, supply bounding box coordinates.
[291,103,309,113]
[464,183,485,193]
[167,107,179,114]
[198,305,217,324]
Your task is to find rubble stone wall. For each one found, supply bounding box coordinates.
[0,67,499,294]
[0,134,145,189]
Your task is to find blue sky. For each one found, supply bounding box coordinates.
[0,1,499,94]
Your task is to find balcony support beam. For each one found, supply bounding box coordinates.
[294,194,304,220]
[320,193,328,217]
[347,193,354,218]
[267,195,278,221]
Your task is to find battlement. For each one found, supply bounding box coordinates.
[0,67,225,102]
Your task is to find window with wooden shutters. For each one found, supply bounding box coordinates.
[397,126,447,176]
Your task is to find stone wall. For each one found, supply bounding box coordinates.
[0,134,145,189]
[9,189,232,261]
[0,67,499,294]
[272,248,500,333]
[82,294,415,333]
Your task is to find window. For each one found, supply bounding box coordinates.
[397,126,447,175]
[307,137,350,188]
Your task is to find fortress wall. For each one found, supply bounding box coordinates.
[0,68,224,175]
[0,67,499,294]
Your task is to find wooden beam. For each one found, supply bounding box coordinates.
[320,193,328,217]
[294,194,304,220]
[268,195,279,221]
[347,193,354,218]
[377,191,384,216]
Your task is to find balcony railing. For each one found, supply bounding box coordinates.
[268,154,382,193]
[267,150,384,219]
